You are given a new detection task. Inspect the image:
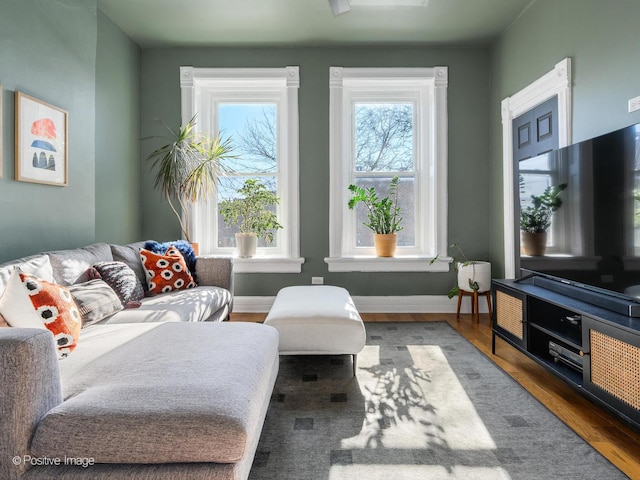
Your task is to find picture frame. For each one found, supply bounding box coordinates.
[15,91,68,186]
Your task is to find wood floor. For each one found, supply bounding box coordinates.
[230,311,640,478]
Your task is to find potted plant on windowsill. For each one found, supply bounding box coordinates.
[347,176,403,257]
[219,178,282,258]
[146,116,235,253]
[520,183,567,256]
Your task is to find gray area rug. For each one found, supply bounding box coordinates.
[249,322,627,480]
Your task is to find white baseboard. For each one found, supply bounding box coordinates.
[233,295,490,314]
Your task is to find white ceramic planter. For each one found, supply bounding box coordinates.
[235,233,257,258]
[457,261,491,293]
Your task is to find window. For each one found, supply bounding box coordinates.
[180,66,303,273]
[325,67,449,272]
[501,58,572,278]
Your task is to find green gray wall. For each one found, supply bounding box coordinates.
[489,0,640,277]
[0,0,97,262]
[95,11,142,244]
[0,1,141,263]
[9,0,637,298]
[140,47,493,296]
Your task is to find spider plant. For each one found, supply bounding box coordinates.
[146,116,235,242]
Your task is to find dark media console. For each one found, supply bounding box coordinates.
[492,275,640,431]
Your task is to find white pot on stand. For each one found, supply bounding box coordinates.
[235,232,257,258]
[457,261,492,293]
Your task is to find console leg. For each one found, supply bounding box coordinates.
[492,332,496,354]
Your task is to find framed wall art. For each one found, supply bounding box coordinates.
[15,91,68,186]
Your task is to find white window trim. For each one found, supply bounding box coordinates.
[501,58,572,278]
[180,66,303,273]
[325,66,449,273]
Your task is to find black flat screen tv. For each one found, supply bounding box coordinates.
[519,121,640,302]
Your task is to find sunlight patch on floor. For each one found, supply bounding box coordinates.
[329,464,512,480]
[341,344,497,451]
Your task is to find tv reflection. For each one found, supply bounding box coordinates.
[518,123,640,298]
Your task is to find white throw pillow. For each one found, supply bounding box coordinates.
[0,255,54,295]
[0,269,48,329]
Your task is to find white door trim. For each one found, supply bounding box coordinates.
[501,58,572,278]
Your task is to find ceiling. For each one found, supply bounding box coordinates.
[97,0,535,48]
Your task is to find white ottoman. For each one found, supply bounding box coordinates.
[264,285,366,375]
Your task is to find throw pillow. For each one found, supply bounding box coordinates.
[144,240,197,278]
[89,261,144,308]
[68,279,124,327]
[0,269,81,358]
[110,242,148,291]
[140,246,197,294]
[0,254,54,294]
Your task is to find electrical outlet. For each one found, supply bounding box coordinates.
[311,276,324,285]
[628,96,640,113]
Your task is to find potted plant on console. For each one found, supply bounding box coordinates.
[347,176,403,257]
[520,183,567,256]
[219,179,282,258]
[146,116,235,253]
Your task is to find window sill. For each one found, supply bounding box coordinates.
[521,254,600,271]
[324,256,450,273]
[233,257,305,273]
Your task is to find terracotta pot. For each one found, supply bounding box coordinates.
[235,233,257,258]
[374,233,397,257]
[457,261,491,293]
[521,231,547,256]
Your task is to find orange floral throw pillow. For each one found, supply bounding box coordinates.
[140,246,197,295]
[0,269,81,358]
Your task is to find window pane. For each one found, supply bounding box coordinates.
[519,173,558,247]
[354,103,414,172]
[519,173,552,208]
[218,103,277,173]
[520,151,553,171]
[353,176,415,247]
[217,176,279,248]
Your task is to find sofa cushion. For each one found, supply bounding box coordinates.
[0,254,54,293]
[0,270,81,358]
[98,286,231,324]
[140,247,196,294]
[110,242,148,291]
[68,280,124,328]
[32,321,280,464]
[89,261,145,308]
[47,243,113,286]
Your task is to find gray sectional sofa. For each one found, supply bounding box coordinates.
[0,242,280,480]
